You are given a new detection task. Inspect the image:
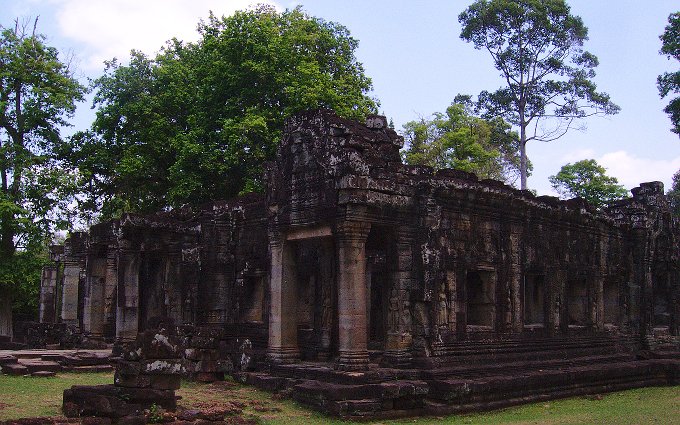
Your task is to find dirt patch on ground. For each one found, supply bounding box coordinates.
[0,403,11,411]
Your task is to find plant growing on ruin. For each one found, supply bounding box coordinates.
[0,18,85,316]
[65,5,378,219]
[402,96,527,184]
[459,0,620,190]
[658,12,680,136]
[549,159,628,208]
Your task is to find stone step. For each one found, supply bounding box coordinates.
[18,359,62,373]
[427,359,679,405]
[68,365,114,373]
[422,344,624,368]
[1,362,29,375]
[0,354,18,365]
[421,353,635,380]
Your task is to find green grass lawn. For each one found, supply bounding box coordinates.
[0,372,678,424]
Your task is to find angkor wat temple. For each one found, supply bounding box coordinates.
[38,109,680,417]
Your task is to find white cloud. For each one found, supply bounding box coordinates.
[597,151,680,191]
[49,0,282,70]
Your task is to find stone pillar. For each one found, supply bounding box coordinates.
[103,251,118,338]
[509,227,523,333]
[267,232,299,363]
[82,255,106,337]
[0,288,12,338]
[317,238,335,361]
[383,227,414,367]
[61,261,82,325]
[336,221,371,371]
[116,250,140,341]
[40,265,59,323]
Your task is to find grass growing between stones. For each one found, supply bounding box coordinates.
[0,372,678,424]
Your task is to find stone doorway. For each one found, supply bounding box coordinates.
[603,278,619,326]
[138,252,167,332]
[465,269,496,329]
[567,277,588,327]
[523,274,546,327]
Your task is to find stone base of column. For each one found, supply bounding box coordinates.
[267,346,300,364]
[336,350,369,371]
[380,349,413,368]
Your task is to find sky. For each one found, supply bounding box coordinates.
[2,0,679,196]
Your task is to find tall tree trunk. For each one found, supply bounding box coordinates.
[519,119,528,190]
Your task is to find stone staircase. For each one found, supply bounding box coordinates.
[238,335,680,419]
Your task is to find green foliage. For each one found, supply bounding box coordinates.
[459,0,619,189]
[668,169,680,216]
[65,6,378,219]
[0,18,86,315]
[658,12,680,136]
[549,159,628,209]
[402,99,526,184]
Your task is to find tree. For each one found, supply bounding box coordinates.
[66,6,378,219]
[402,99,526,183]
[658,12,680,136]
[668,169,680,216]
[0,18,86,316]
[459,0,620,190]
[549,159,627,208]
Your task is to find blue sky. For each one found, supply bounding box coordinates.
[3,0,679,196]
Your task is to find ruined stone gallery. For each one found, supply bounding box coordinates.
[38,109,679,417]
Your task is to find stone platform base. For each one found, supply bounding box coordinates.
[236,352,680,419]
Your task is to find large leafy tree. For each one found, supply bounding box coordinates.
[402,98,525,183]
[66,6,378,219]
[658,12,680,136]
[0,18,86,317]
[549,159,627,209]
[668,169,680,216]
[459,0,620,190]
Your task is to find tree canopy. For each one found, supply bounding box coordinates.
[549,159,627,209]
[668,169,680,216]
[0,18,86,313]
[459,0,619,190]
[658,12,680,136]
[402,98,525,183]
[65,6,378,219]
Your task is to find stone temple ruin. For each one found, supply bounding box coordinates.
[34,109,679,418]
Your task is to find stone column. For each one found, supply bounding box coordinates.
[383,227,414,367]
[116,250,140,341]
[508,227,523,333]
[104,251,118,338]
[267,232,300,363]
[82,254,106,337]
[61,261,82,325]
[336,221,371,371]
[40,265,59,323]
